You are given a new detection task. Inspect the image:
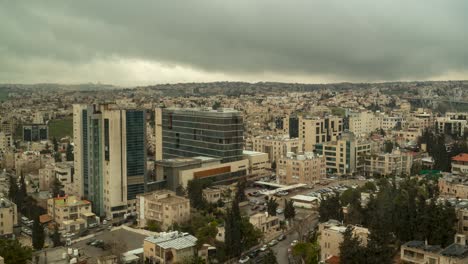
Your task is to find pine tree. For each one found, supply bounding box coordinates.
[52,137,59,152]
[236,178,247,202]
[7,174,18,203]
[51,224,62,247]
[32,212,45,250]
[266,197,278,216]
[66,143,74,161]
[224,198,242,258]
[284,199,296,221]
[50,177,63,197]
[339,226,366,264]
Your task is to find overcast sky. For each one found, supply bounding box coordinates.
[1,1,467,86]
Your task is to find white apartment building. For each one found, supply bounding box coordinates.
[252,135,303,162]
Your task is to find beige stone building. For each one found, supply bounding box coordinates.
[298,115,343,152]
[452,153,468,176]
[143,231,197,264]
[318,220,369,261]
[315,132,372,175]
[249,212,280,235]
[0,132,13,152]
[242,150,270,179]
[277,152,326,186]
[252,135,303,162]
[202,185,235,204]
[0,198,17,237]
[47,196,94,232]
[136,190,190,230]
[363,149,413,177]
[439,175,468,199]
[347,111,381,137]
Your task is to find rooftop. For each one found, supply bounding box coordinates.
[404,240,442,253]
[145,231,197,250]
[452,153,468,163]
[440,243,468,258]
[242,150,266,156]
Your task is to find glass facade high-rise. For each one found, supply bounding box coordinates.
[23,124,48,142]
[73,104,146,218]
[158,108,243,163]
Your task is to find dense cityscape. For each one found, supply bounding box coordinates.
[2,1,468,264]
[0,81,465,264]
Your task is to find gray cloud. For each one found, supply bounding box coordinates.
[1,0,467,85]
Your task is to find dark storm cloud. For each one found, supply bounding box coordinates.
[1,0,467,84]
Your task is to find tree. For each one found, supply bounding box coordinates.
[146,220,162,232]
[187,180,208,210]
[0,238,32,264]
[32,213,45,250]
[236,178,247,202]
[240,217,263,251]
[383,140,394,153]
[7,174,18,204]
[51,224,62,247]
[54,152,61,162]
[271,161,277,170]
[224,205,242,258]
[339,226,366,264]
[212,101,222,110]
[175,184,186,197]
[262,248,278,264]
[50,177,63,197]
[181,255,205,264]
[52,137,59,152]
[284,200,296,222]
[66,143,74,161]
[292,242,320,264]
[266,197,278,216]
[318,194,343,222]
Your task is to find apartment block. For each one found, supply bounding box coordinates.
[136,190,190,230]
[144,231,197,264]
[451,153,468,175]
[242,150,270,179]
[439,175,468,199]
[347,111,381,137]
[22,124,48,142]
[315,132,372,175]
[364,149,413,177]
[298,115,343,152]
[249,212,280,235]
[318,220,369,261]
[435,117,467,137]
[0,198,17,237]
[252,135,303,162]
[0,132,13,151]
[277,152,326,185]
[47,196,95,232]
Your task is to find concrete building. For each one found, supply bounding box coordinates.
[435,117,467,137]
[155,156,248,191]
[318,220,369,261]
[47,196,95,232]
[0,198,17,237]
[22,124,48,142]
[143,231,197,264]
[363,149,413,177]
[15,151,53,176]
[298,115,343,152]
[242,150,270,180]
[401,234,468,264]
[315,132,372,175]
[0,132,13,151]
[439,174,468,199]
[202,185,236,204]
[136,190,190,230]
[451,153,468,176]
[249,212,280,235]
[276,152,326,185]
[347,111,381,137]
[73,104,147,218]
[252,135,303,162]
[155,107,243,163]
[54,161,75,195]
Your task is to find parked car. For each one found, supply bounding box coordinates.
[290,240,298,247]
[238,256,250,263]
[268,239,278,247]
[62,232,75,238]
[278,234,286,241]
[86,239,96,245]
[21,227,32,236]
[248,249,260,258]
[89,222,98,228]
[260,244,268,251]
[276,208,284,214]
